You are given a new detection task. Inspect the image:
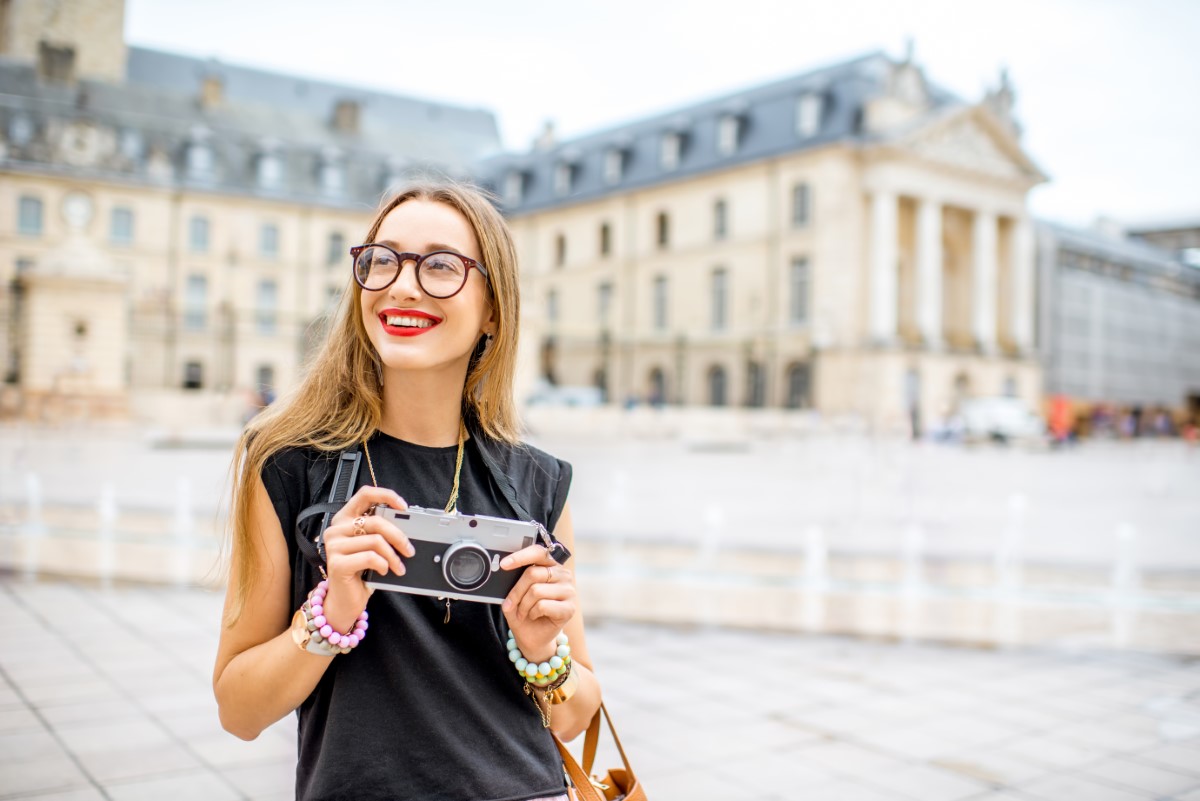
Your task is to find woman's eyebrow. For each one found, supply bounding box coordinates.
[377,239,464,253]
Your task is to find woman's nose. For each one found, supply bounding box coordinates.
[389,259,422,299]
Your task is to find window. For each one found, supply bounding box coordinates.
[648,367,666,405]
[789,258,810,324]
[17,196,42,236]
[786,363,812,409]
[796,93,824,138]
[186,139,214,182]
[504,170,525,204]
[554,233,567,268]
[604,148,624,184]
[547,288,559,324]
[597,282,613,326]
[717,114,740,156]
[257,151,283,190]
[554,162,574,196]
[110,207,134,245]
[1003,376,1018,397]
[660,133,682,171]
[184,275,207,330]
[319,150,344,197]
[599,222,612,257]
[257,280,278,335]
[713,199,728,240]
[653,275,668,331]
[328,232,345,266]
[189,215,210,252]
[256,365,276,397]
[183,361,204,390]
[656,212,670,249]
[260,223,279,259]
[791,183,811,227]
[708,366,728,407]
[711,268,728,330]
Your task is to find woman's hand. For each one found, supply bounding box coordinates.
[321,486,413,632]
[500,545,577,663]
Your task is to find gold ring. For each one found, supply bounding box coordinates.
[352,516,367,535]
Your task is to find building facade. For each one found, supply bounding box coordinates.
[0,0,501,419]
[1037,222,1200,427]
[481,55,1047,428]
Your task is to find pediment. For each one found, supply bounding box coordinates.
[902,107,1046,184]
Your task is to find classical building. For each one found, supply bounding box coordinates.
[1128,221,1200,270]
[1037,221,1200,425]
[479,53,1048,427]
[0,0,500,419]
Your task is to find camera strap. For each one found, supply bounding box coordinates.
[294,447,362,576]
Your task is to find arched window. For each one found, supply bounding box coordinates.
[648,367,666,406]
[746,362,765,408]
[785,363,812,409]
[708,365,727,407]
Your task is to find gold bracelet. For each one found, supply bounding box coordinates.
[546,662,580,705]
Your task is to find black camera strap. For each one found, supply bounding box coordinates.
[294,447,362,575]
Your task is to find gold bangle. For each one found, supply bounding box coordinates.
[546,662,580,705]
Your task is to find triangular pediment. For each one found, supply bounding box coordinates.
[899,106,1047,184]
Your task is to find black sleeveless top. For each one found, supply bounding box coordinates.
[262,431,572,801]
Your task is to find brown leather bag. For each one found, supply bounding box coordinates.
[553,703,646,801]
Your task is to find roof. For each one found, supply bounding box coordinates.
[0,47,502,206]
[1038,219,1200,288]
[476,51,964,214]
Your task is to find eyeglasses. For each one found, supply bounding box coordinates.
[351,244,489,298]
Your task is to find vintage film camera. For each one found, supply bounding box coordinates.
[366,504,542,604]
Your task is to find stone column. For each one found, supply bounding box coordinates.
[869,190,898,345]
[1010,216,1035,355]
[915,197,944,350]
[972,209,998,354]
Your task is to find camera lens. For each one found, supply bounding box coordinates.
[442,541,491,591]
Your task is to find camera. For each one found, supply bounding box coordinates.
[366,505,541,604]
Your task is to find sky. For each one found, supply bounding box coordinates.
[125,0,1200,229]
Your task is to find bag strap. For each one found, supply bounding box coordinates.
[554,703,637,801]
[294,447,361,572]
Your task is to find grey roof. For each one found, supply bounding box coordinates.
[476,52,962,215]
[0,47,502,206]
[1038,219,1200,289]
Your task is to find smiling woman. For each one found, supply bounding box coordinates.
[214,181,600,801]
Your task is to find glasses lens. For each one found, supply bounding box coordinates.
[355,246,400,290]
[418,252,468,298]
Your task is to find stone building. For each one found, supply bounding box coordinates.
[479,53,1048,428]
[1037,221,1200,427]
[0,0,500,420]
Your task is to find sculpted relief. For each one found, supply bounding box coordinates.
[910,116,1029,181]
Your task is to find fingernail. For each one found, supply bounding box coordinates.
[502,599,511,610]
[500,557,512,569]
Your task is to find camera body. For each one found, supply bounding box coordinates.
[366,504,539,604]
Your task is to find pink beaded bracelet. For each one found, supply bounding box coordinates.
[305,580,369,653]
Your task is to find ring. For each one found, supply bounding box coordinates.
[352,516,367,535]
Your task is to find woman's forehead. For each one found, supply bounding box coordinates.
[376,199,480,257]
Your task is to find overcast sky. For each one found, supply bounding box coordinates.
[126,0,1199,229]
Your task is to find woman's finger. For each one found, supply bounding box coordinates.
[525,599,575,625]
[329,486,407,526]
[516,581,574,622]
[499,544,555,571]
[326,515,415,559]
[329,549,392,580]
[326,532,405,575]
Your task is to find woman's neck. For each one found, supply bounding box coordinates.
[378,366,467,447]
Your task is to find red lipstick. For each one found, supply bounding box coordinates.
[379,308,442,337]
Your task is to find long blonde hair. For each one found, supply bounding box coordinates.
[224,180,521,624]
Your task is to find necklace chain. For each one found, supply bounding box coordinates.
[361,421,467,515]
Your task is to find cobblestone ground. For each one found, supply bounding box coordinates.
[2,576,1199,801]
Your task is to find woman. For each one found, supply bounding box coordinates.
[214,181,601,801]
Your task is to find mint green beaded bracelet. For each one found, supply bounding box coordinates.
[507,629,571,685]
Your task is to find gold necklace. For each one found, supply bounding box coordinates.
[362,421,467,623]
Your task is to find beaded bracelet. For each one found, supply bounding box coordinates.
[507,629,571,686]
[304,580,369,655]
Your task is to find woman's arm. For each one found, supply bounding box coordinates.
[212,478,411,740]
[501,503,603,742]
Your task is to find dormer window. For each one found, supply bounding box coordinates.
[318,147,344,197]
[554,161,576,196]
[256,141,283,191]
[661,132,683,171]
[504,170,526,205]
[603,148,625,185]
[717,114,741,156]
[185,127,214,182]
[796,93,824,138]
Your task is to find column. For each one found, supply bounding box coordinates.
[1010,216,1035,355]
[972,209,998,354]
[915,197,944,350]
[869,190,898,345]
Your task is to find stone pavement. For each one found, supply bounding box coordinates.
[1,578,1200,801]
